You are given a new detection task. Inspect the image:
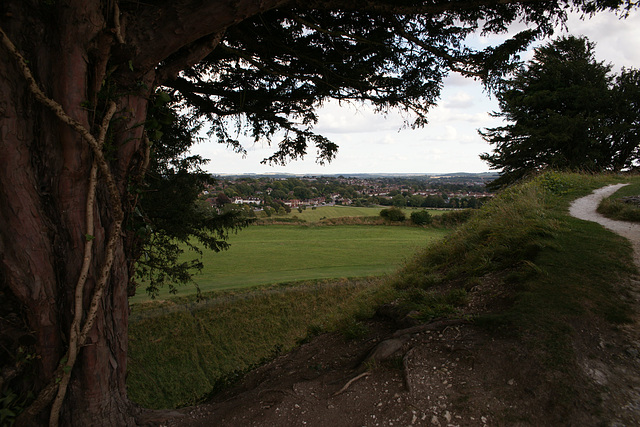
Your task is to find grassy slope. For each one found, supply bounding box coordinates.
[392,172,637,410]
[128,278,393,409]
[397,172,636,320]
[131,225,448,303]
[128,172,640,411]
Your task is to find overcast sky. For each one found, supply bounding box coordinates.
[191,8,640,176]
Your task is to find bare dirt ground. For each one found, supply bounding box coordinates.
[142,185,640,426]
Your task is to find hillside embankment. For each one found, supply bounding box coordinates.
[136,176,640,426]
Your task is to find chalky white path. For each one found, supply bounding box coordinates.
[569,183,640,267]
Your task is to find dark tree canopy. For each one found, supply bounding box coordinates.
[609,67,640,168]
[163,4,561,165]
[480,35,640,187]
[0,1,638,425]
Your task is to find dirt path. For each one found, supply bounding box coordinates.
[570,184,640,425]
[569,183,640,266]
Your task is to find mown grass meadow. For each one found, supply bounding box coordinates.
[269,205,448,222]
[131,224,449,303]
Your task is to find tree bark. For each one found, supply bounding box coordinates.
[0,0,293,424]
[0,1,142,425]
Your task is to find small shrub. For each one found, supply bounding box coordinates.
[410,210,432,225]
[1,389,19,427]
[434,209,474,227]
[400,288,468,321]
[538,171,569,195]
[380,207,406,222]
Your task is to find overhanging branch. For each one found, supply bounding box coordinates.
[156,31,225,84]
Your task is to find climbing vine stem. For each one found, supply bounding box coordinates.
[1,24,128,427]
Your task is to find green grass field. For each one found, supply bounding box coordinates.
[272,205,447,222]
[131,224,449,303]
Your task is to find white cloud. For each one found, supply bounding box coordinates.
[375,134,400,146]
[313,100,403,134]
[443,73,478,87]
[562,9,640,70]
[442,91,475,109]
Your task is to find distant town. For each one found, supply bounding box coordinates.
[202,173,497,214]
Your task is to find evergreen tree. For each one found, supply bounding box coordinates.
[609,68,640,170]
[480,35,640,188]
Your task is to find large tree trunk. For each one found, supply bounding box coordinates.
[0,1,147,425]
[0,0,290,424]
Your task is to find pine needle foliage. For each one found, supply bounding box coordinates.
[480,36,640,188]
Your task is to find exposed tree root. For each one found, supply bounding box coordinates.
[391,318,470,339]
[333,372,371,397]
[362,318,470,367]
[402,347,417,392]
[334,319,471,400]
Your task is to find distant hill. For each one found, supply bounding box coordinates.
[214,172,499,180]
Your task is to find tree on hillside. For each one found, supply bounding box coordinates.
[609,68,640,170]
[480,35,640,188]
[0,1,636,425]
[392,193,408,207]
